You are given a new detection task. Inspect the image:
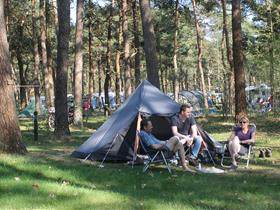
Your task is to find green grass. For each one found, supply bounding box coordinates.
[0,114,280,210]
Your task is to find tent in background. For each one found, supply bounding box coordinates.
[178,90,204,116]
[18,96,47,118]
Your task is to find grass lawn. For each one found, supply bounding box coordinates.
[1,113,280,210]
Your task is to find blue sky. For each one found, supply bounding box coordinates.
[70,0,107,24]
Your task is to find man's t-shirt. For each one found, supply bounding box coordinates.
[171,114,196,135]
[234,127,255,142]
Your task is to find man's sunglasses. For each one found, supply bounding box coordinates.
[239,121,247,124]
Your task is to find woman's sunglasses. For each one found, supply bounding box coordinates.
[239,121,247,124]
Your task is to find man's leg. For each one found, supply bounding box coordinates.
[168,137,194,172]
[190,136,202,159]
[228,136,241,166]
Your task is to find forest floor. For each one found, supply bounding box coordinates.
[1,113,280,210]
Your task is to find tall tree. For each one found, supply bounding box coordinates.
[191,0,208,109]
[4,0,9,34]
[0,0,27,153]
[267,1,275,112]
[73,0,84,127]
[32,0,41,114]
[221,0,234,115]
[52,0,58,33]
[55,0,70,137]
[115,3,122,105]
[232,0,246,115]
[87,1,95,102]
[122,0,131,98]
[139,0,160,88]
[16,24,28,109]
[104,0,114,110]
[46,0,55,99]
[131,0,141,87]
[40,0,54,109]
[173,0,179,101]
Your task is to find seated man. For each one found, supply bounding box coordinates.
[171,104,203,166]
[139,118,194,173]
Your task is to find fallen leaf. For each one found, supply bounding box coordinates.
[32,183,40,189]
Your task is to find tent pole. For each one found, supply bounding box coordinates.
[99,134,119,167]
[132,113,142,168]
[83,152,92,161]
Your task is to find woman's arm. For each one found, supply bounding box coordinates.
[241,131,256,144]
[227,132,236,142]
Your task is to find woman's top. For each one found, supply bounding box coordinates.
[234,127,255,141]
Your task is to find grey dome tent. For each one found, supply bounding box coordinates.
[71,80,180,162]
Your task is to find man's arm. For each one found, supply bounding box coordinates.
[190,124,198,138]
[171,126,188,139]
[171,125,193,146]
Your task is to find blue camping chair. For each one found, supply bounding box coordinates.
[139,136,176,174]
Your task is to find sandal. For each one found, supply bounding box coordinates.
[229,164,238,171]
[235,154,241,161]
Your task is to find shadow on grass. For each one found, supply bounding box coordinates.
[1,151,280,210]
[7,114,279,209]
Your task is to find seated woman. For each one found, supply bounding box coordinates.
[227,115,256,170]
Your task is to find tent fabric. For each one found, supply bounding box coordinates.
[72,80,180,161]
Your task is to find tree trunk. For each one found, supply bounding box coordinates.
[0,0,27,154]
[104,0,114,110]
[221,28,229,116]
[4,0,8,34]
[158,37,165,93]
[132,0,141,87]
[115,4,122,105]
[221,0,234,115]
[232,0,246,116]
[268,2,275,112]
[32,0,41,114]
[139,0,160,89]
[207,64,211,92]
[88,22,95,101]
[122,0,131,99]
[55,0,70,137]
[173,0,179,101]
[40,0,52,110]
[73,0,84,127]
[46,0,55,105]
[52,0,58,33]
[191,0,208,109]
[97,59,102,100]
[16,24,27,109]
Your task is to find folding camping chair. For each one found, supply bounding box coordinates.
[184,124,217,166]
[139,137,175,174]
[220,124,256,168]
[184,139,216,166]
